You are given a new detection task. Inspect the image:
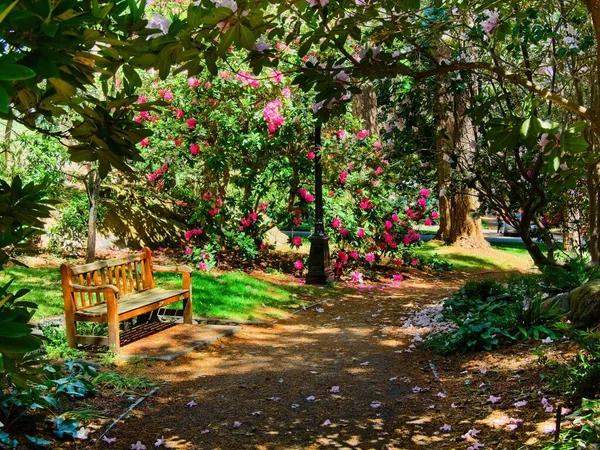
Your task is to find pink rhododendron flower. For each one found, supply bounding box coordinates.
[216,198,223,207]
[411,258,418,267]
[188,77,200,89]
[419,188,431,197]
[294,260,304,271]
[349,251,359,259]
[185,247,192,255]
[147,173,157,182]
[417,197,427,207]
[338,251,348,263]
[139,111,150,120]
[339,170,348,184]
[140,137,150,147]
[481,9,500,35]
[349,271,363,283]
[331,218,341,229]
[173,139,183,146]
[292,236,302,247]
[275,42,287,51]
[336,129,347,140]
[202,192,212,201]
[431,211,439,220]
[328,191,335,197]
[391,213,399,223]
[304,194,314,203]
[137,96,147,103]
[384,220,393,230]
[424,218,432,226]
[163,91,174,101]
[393,273,403,281]
[190,144,200,155]
[205,82,211,88]
[357,228,365,238]
[219,71,231,80]
[259,201,268,210]
[373,141,382,149]
[175,109,184,118]
[339,227,348,238]
[198,262,208,271]
[269,70,284,84]
[281,86,292,98]
[237,71,261,88]
[208,207,219,216]
[356,129,369,139]
[187,118,197,129]
[307,151,315,160]
[365,253,375,263]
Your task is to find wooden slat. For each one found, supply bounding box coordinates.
[70,254,146,275]
[92,270,100,305]
[127,263,135,293]
[100,268,107,286]
[75,288,188,319]
[78,274,86,307]
[133,263,141,291]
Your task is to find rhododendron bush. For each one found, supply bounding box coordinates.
[130,53,439,278]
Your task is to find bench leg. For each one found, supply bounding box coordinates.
[65,317,77,349]
[182,272,193,324]
[106,293,120,352]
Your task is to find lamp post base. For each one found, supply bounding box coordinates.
[305,233,333,285]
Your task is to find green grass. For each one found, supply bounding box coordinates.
[0,267,65,319]
[0,267,319,321]
[412,241,534,271]
[490,241,549,258]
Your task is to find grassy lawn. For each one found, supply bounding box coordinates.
[413,240,535,272]
[0,268,320,321]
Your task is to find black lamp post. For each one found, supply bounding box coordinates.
[306,125,333,285]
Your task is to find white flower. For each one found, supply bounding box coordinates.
[321,419,331,426]
[131,442,146,450]
[440,424,452,432]
[514,400,527,408]
[370,401,381,408]
[481,9,500,35]
[330,385,340,393]
[212,0,237,11]
[75,427,89,440]
[146,13,171,36]
[306,395,316,401]
[487,395,501,404]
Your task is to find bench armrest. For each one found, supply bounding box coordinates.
[151,264,193,274]
[70,283,119,294]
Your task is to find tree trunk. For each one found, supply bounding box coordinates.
[352,85,379,136]
[435,82,487,248]
[588,161,600,263]
[2,120,13,172]
[85,169,101,264]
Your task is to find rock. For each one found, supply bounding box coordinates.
[568,279,600,328]
[540,292,570,316]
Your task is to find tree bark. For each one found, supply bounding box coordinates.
[435,83,487,248]
[352,85,379,136]
[85,169,101,264]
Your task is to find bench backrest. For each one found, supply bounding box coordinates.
[60,248,154,311]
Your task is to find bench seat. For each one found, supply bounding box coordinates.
[74,288,188,321]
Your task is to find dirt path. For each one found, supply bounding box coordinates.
[77,272,559,450]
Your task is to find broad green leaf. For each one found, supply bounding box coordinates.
[566,121,587,133]
[0,0,19,24]
[561,134,589,154]
[200,6,233,26]
[238,24,255,50]
[0,64,35,80]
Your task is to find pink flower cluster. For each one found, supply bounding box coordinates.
[339,170,349,184]
[292,208,303,226]
[291,236,302,247]
[184,228,203,240]
[359,198,374,210]
[147,163,168,182]
[298,188,314,203]
[240,211,259,230]
[236,71,260,88]
[402,229,421,246]
[263,100,284,136]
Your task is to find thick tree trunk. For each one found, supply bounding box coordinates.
[435,82,487,248]
[2,120,12,171]
[85,169,101,264]
[352,85,379,136]
[588,161,600,262]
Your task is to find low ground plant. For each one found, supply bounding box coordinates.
[541,398,600,449]
[425,276,559,354]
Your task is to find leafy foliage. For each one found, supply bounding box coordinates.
[541,399,600,450]
[425,276,558,354]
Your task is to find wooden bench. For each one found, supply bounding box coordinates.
[60,248,193,351]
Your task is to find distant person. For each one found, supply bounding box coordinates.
[496,212,504,234]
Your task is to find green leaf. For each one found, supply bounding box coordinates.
[237,24,255,50]
[0,64,36,81]
[0,335,40,354]
[26,435,52,446]
[217,25,236,54]
[200,6,233,26]
[0,0,19,24]
[566,121,587,134]
[561,134,589,154]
